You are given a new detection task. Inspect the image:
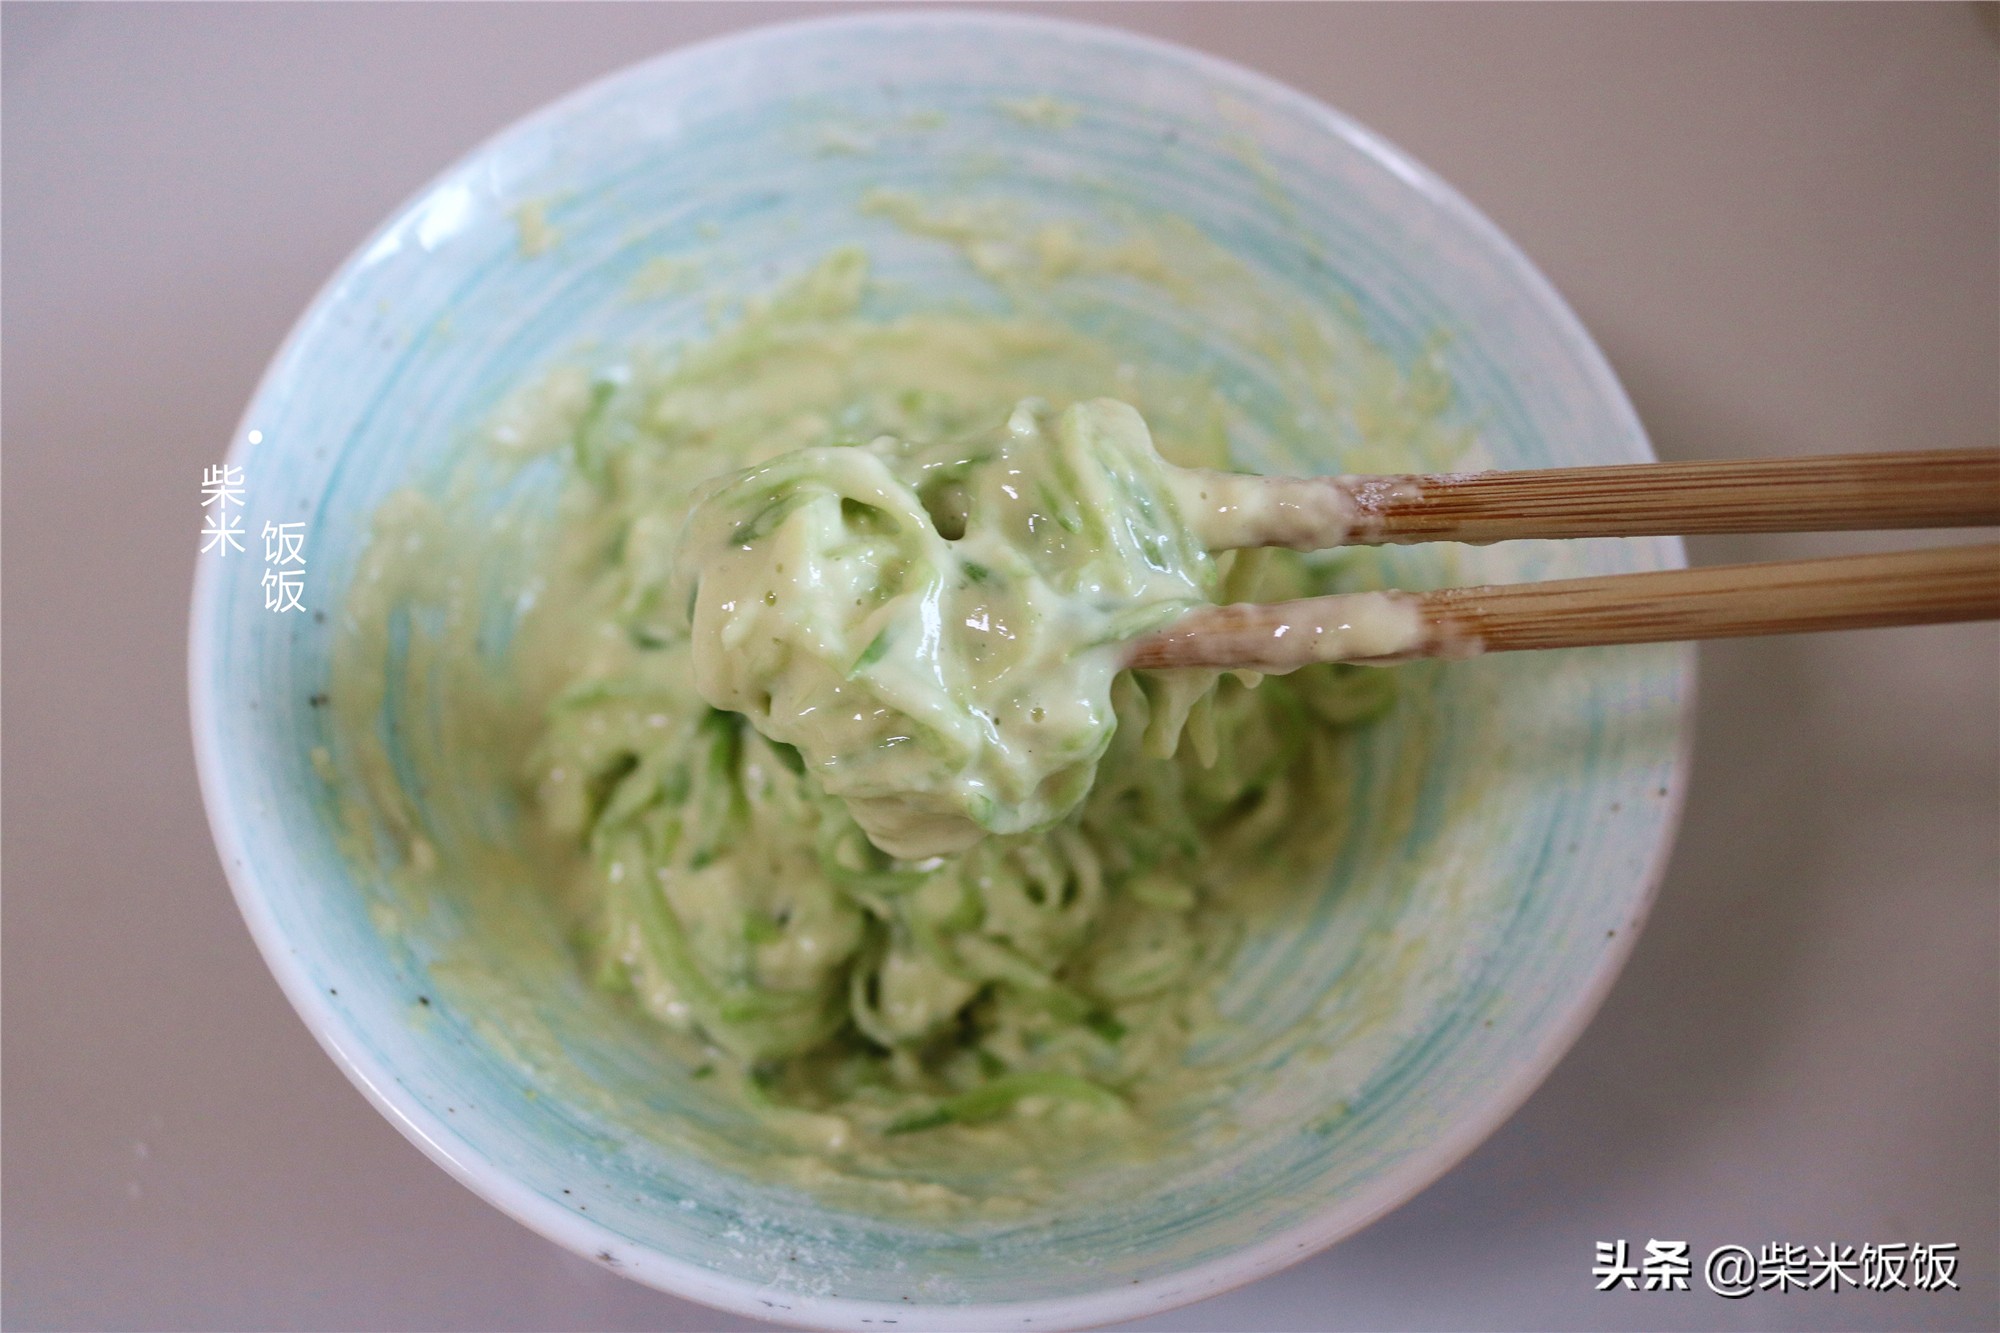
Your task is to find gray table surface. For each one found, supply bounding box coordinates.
[5,4,1995,1330]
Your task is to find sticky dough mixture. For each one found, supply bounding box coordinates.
[678,394,1220,861]
[330,228,1464,1201]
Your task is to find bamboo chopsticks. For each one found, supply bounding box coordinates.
[1126,544,2000,671]
[1129,449,2000,672]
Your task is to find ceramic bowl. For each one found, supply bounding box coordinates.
[190,12,1690,1330]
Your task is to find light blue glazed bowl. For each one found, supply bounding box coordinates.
[190,13,1690,1330]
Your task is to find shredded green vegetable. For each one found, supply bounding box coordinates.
[331,245,1424,1167]
[672,396,1216,859]
[507,254,1399,1139]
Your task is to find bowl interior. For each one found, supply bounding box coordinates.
[191,13,1688,1327]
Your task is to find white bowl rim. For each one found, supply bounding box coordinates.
[187,9,1696,1330]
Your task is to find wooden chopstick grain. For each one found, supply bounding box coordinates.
[1125,543,2000,671]
[1244,449,2000,550]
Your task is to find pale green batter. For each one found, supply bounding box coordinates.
[523,252,1394,1113]
[675,396,1220,860]
[327,216,1466,1203]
